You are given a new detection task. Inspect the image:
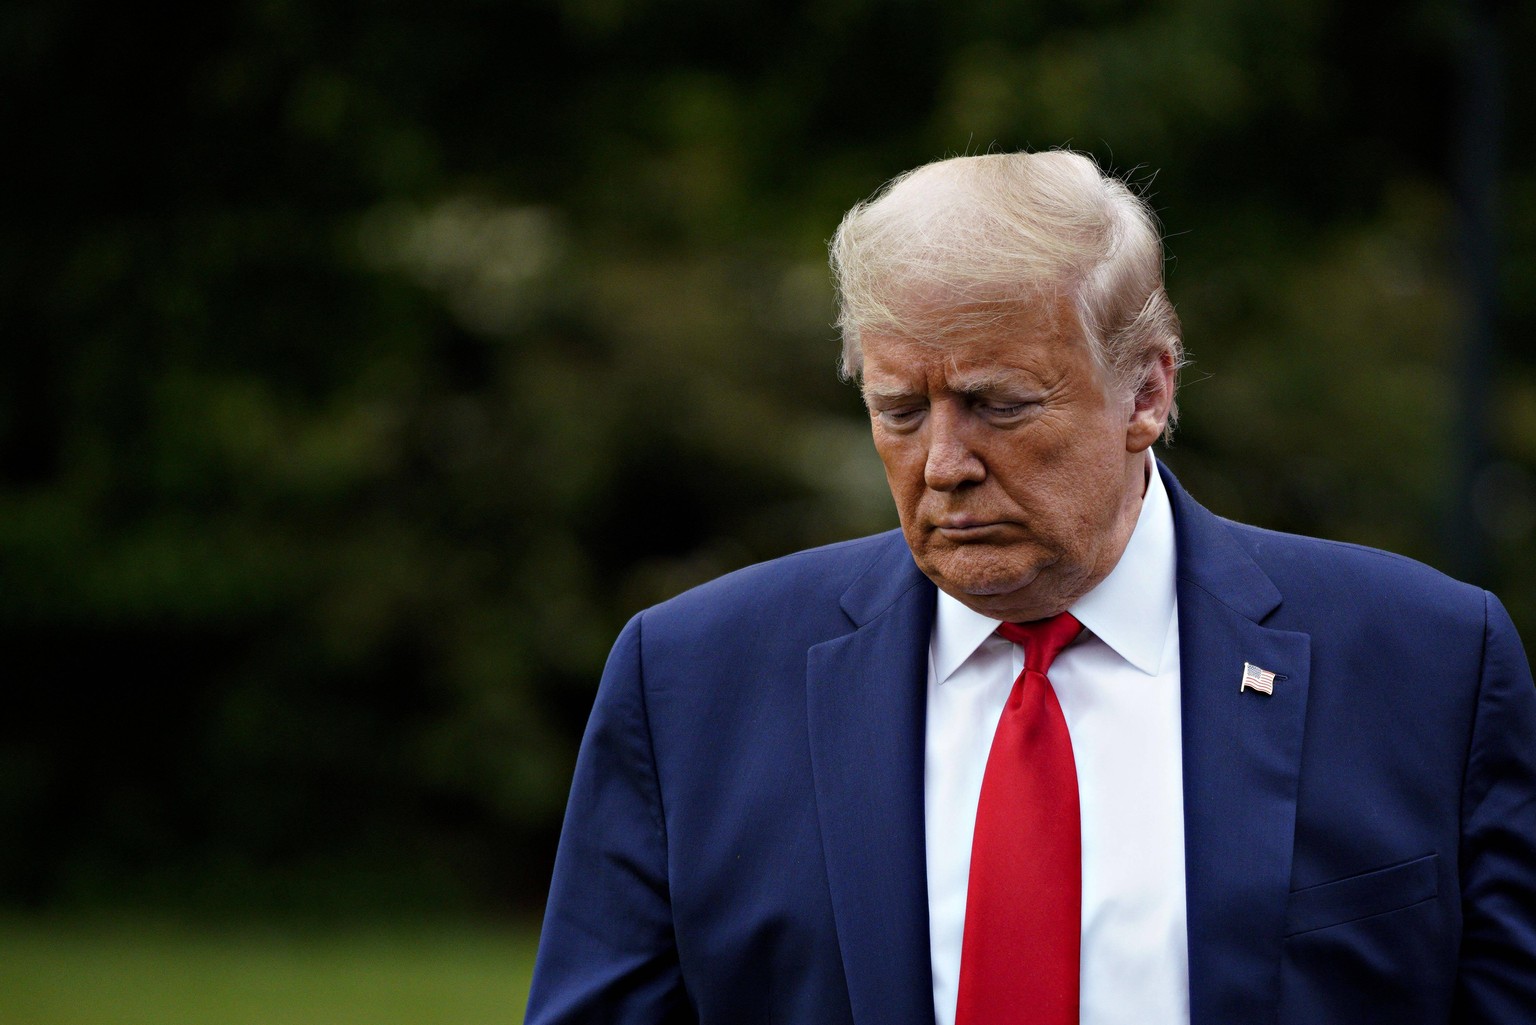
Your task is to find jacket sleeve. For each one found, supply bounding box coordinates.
[525,613,693,1025]
[1454,592,1536,1022]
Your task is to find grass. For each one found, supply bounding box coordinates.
[0,914,540,1025]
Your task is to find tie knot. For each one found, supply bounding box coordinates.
[996,612,1083,676]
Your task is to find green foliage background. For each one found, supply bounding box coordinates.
[5,0,1536,914]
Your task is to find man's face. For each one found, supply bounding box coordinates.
[860,299,1169,623]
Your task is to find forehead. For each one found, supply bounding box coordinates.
[859,299,1096,391]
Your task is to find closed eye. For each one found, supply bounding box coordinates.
[976,399,1040,423]
[875,407,925,430]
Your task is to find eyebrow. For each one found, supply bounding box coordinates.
[860,381,920,404]
[862,369,1038,404]
[949,369,1035,396]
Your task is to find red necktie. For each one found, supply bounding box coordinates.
[955,613,1084,1025]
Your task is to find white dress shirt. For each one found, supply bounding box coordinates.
[924,458,1189,1025]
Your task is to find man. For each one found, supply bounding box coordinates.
[525,151,1536,1024]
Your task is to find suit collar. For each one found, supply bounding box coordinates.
[838,530,932,627]
[1162,462,1312,1025]
[1162,461,1283,622]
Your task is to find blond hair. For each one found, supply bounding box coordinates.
[830,150,1183,418]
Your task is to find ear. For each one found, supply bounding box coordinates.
[1125,349,1177,453]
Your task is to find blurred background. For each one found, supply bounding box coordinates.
[4,0,1535,1018]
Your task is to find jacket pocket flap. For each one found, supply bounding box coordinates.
[1283,853,1439,936]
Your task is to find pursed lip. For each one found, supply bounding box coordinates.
[931,518,1012,539]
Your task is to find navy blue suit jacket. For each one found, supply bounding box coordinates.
[527,465,1536,1023]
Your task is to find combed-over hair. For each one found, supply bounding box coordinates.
[829,150,1183,420]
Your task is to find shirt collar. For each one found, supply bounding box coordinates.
[931,454,1178,682]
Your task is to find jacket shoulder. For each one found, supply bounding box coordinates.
[639,529,909,634]
[1221,518,1486,621]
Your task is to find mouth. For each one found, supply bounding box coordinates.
[932,518,1011,541]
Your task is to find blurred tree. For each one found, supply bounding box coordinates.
[2,0,1533,914]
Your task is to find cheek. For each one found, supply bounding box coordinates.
[1036,412,1123,476]
[873,435,923,485]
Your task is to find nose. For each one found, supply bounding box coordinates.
[923,404,985,491]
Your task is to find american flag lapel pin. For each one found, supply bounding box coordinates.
[1240,662,1278,696]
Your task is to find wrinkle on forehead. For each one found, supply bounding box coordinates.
[858,299,1110,401]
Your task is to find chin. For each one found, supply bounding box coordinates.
[939,569,1049,612]
[928,552,1085,620]
[956,576,1035,598]
[924,547,1045,596]
[967,590,1076,623]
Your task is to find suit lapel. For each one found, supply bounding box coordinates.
[806,533,938,1025]
[1163,466,1311,1025]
